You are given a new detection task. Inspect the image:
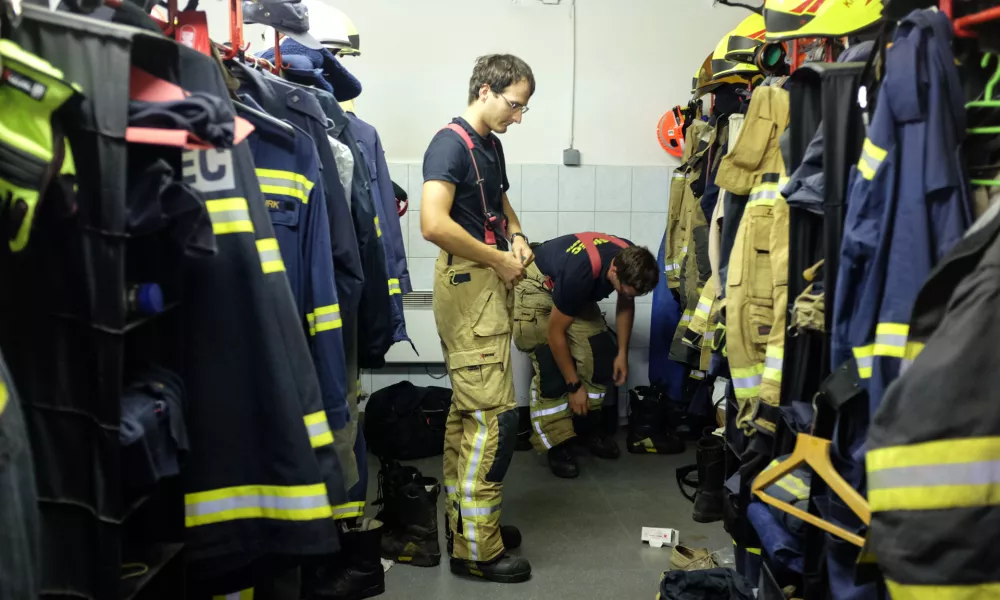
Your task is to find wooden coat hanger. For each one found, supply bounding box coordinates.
[752,432,871,547]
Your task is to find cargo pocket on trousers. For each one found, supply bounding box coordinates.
[486,408,518,483]
[449,347,506,412]
[588,330,618,385]
[534,345,566,399]
[513,307,545,353]
[470,280,512,338]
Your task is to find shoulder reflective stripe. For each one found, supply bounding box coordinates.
[256,168,314,203]
[852,345,874,379]
[868,437,1000,511]
[857,138,887,181]
[185,484,332,527]
[731,363,764,398]
[206,198,254,235]
[374,215,382,237]
[332,501,365,520]
[256,238,286,274]
[308,304,342,335]
[304,410,334,448]
[0,381,7,416]
[388,278,402,296]
[873,322,909,358]
[886,579,1000,600]
[213,588,254,600]
[531,403,568,419]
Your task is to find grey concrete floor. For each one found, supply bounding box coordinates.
[366,433,731,599]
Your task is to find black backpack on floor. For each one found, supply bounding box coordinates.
[363,381,452,460]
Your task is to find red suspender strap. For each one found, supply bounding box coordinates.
[442,124,498,245]
[575,233,629,280]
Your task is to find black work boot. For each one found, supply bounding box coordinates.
[379,476,441,567]
[450,553,532,584]
[547,442,579,478]
[626,387,685,454]
[574,412,620,459]
[373,459,421,529]
[303,520,386,600]
[447,516,522,555]
[692,428,725,523]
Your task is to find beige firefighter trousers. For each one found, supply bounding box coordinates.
[433,250,518,564]
[512,263,611,452]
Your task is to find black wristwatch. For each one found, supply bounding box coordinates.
[566,380,583,394]
[511,232,529,245]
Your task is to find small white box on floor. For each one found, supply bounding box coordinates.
[641,527,679,548]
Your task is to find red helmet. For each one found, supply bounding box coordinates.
[657,105,686,158]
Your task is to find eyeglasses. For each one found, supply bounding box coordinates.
[497,92,529,115]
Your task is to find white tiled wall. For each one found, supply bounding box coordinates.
[363,163,672,399]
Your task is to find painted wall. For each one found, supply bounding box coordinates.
[202,0,746,165]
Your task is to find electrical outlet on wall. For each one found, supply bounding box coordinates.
[563,148,581,166]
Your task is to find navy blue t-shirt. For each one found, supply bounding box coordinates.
[423,117,510,250]
[534,233,633,316]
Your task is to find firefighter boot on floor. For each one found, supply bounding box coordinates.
[574,412,621,459]
[547,441,579,478]
[626,387,685,454]
[450,553,532,584]
[303,519,386,600]
[692,428,725,523]
[379,476,441,567]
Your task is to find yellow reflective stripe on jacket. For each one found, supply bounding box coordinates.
[307,304,343,335]
[213,588,254,600]
[304,410,334,448]
[901,340,926,374]
[747,183,781,207]
[388,278,402,296]
[886,579,1000,600]
[374,215,382,238]
[694,296,712,321]
[857,138,888,181]
[868,437,1000,512]
[763,346,783,384]
[332,501,365,520]
[731,363,764,399]
[256,238,286,274]
[873,322,909,358]
[0,381,7,416]
[256,168,314,203]
[206,198,254,235]
[185,484,332,527]
[853,345,874,379]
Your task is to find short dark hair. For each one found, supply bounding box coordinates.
[615,246,659,296]
[468,54,536,104]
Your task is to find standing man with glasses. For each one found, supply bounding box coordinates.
[421,54,535,584]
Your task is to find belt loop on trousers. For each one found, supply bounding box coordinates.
[447,253,454,266]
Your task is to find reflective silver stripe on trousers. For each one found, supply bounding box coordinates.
[531,387,554,449]
[531,403,569,419]
[445,485,457,495]
[764,357,783,371]
[186,493,329,518]
[460,503,502,518]
[464,410,488,561]
[868,460,1000,491]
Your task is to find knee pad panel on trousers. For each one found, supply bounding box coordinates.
[485,408,518,483]
[535,345,567,399]
[588,331,618,385]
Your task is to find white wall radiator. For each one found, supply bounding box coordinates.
[384,291,443,364]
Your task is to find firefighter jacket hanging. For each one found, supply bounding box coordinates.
[177,45,345,586]
[716,85,790,438]
[866,202,999,600]
[832,7,971,483]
